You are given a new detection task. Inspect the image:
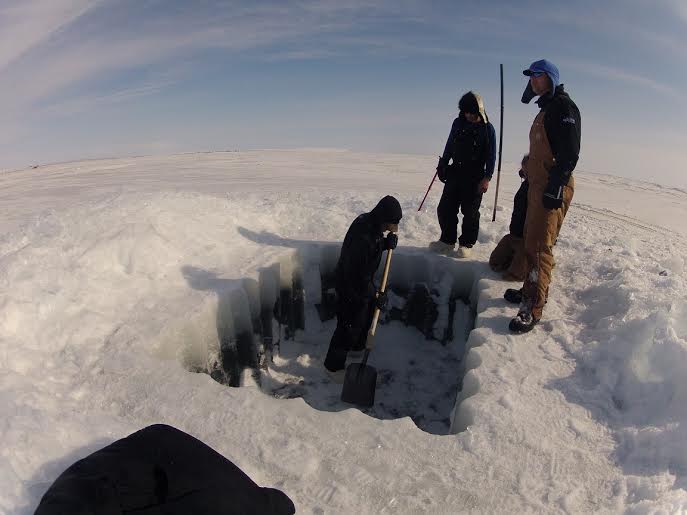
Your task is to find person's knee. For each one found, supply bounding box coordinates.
[489,241,513,270]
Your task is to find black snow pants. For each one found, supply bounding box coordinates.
[324,297,374,371]
[437,175,483,247]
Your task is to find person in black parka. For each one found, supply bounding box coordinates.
[35,424,295,515]
[324,196,402,376]
[430,91,497,258]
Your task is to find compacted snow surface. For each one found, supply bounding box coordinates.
[1,149,686,513]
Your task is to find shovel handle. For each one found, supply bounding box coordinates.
[366,247,393,349]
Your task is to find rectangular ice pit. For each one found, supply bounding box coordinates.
[172,245,482,435]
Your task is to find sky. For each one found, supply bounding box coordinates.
[0,0,685,188]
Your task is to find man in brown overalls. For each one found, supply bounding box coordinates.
[506,60,581,333]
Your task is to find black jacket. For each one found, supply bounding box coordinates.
[335,213,384,305]
[510,179,529,238]
[537,85,581,186]
[441,114,497,180]
[35,424,295,515]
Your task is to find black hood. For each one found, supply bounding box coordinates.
[459,91,488,123]
[370,195,402,224]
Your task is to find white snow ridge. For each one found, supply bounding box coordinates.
[1,149,686,513]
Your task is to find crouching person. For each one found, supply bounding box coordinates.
[489,155,529,281]
[324,196,402,382]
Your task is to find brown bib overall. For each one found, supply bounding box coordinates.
[522,111,574,319]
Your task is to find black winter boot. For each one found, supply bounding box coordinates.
[504,288,523,304]
[508,310,539,334]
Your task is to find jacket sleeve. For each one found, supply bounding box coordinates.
[544,99,581,185]
[441,118,460,161]
[484,122,497,179]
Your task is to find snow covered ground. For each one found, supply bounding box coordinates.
[1,149,686,513]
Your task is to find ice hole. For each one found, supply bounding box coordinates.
[178,246,479,436]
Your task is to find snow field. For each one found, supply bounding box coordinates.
[1,150,686,512]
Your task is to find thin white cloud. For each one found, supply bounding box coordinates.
[666,0,687,23]
[42,76,180,117]
[0,0,685,176]
[261,48,341,61]
[521,2,686,58]
[566,60,680,100]
[0,0,98,70]
[0,1,592,118]
[0,0,682,118]
[0,1,415,115]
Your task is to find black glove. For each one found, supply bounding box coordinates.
[374,291,388,310]
[383,233,398,250]
[542,178,564,209]
[437,156,449,183]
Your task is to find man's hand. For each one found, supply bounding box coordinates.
[437,156,449,183]
[383,233,398,250]
[478,177,490,193]
[374,291,388,310]
[543,179,564,209]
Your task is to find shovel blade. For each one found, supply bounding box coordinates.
[341,363,377,407]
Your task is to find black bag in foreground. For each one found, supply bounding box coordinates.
[35,424,295,515]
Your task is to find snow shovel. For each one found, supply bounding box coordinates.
[341,248,393,407]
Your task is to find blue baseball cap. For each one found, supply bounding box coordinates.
[523,59,560,90]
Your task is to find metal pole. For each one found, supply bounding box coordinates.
[417,170,438,212]
[492,63,504,222]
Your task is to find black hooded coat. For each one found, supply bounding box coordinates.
[335,196,401,307]
[35,424,295,515]
[324,196,401,369]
